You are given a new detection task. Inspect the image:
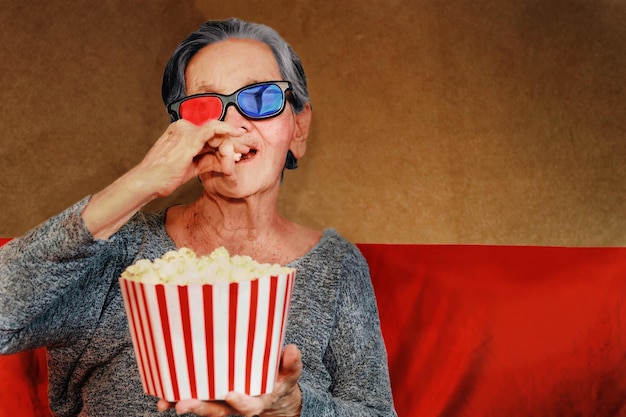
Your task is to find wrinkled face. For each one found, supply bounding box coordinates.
[185,38,309,199]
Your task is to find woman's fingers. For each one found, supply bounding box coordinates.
[193,121,251,178]
[262,344,303,416]
[154,347,303,417]
[280,344,303,382]
[215,139,236,177]
[134,119,246,196]
[158,398,240,416]
[156,398,174,412]
[174,399,239,416]
[222,392,262,416]
[224,345,303,416]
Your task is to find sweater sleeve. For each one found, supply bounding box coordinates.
[299,245,397,417]
[0,197,133,353]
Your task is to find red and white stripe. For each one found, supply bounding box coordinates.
[119,271,295,401]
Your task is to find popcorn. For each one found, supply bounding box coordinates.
[121,247,293,285]
[118,246,297,401]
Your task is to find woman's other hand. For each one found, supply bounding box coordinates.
[156,344,303,416]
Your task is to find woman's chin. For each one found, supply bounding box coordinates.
[199,180,251,200]
[201,179,281,202]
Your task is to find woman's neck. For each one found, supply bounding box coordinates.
[195,192,282,237]
[166,191,293,261]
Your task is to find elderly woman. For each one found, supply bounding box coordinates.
[0,18,396,417]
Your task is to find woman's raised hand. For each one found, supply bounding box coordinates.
[136,119,248,198]
[82,120,247,240]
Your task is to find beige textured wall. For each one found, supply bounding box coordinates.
[1,0,624,245]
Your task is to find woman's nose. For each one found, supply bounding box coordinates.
[222,104,252,131]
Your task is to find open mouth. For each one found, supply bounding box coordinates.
[235,149,257,162]
[195,147,257,163]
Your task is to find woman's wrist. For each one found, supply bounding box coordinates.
[82,170,159,240]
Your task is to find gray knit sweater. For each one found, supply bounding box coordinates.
[0,197,396,417]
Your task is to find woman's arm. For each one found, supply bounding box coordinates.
[0,197,124,353]
[0,120,247,353]
[300,249,397,416]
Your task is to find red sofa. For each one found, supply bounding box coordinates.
[2,237,626,417]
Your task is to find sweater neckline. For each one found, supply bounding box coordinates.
[152,208,336,267]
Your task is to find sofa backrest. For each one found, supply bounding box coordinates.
[359,243,626,416]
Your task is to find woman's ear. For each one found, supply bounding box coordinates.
[289,103,312,159]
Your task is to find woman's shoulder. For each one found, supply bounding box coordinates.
[116,209,174,258]
[319,228,361,254]
[317,228,355,251]
[128,209,167,231]
[291,228,367,270]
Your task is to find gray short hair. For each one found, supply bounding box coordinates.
[162,18,310,115]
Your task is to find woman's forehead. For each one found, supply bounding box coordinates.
[185,39,281,95]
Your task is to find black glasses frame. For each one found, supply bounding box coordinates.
[167,81,293,122]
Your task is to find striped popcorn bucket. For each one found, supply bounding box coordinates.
[118,271,296,401]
